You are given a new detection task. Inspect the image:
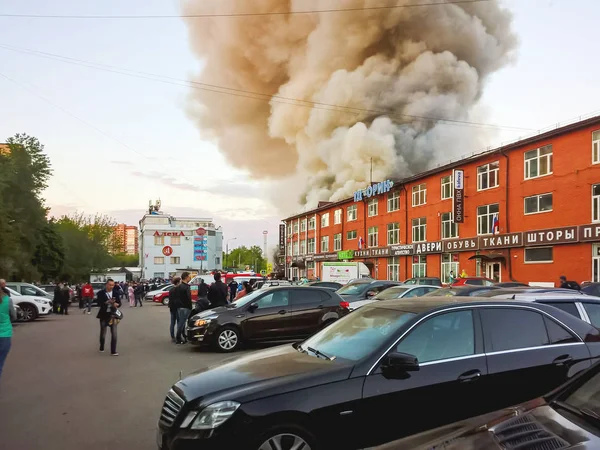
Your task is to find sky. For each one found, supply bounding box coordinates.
[0,0,599,252]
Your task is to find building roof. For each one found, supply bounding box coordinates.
[283,114,600,222]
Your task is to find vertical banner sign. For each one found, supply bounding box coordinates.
[194,235,207,261]
[279,224,286,253]
[453,169,465,224]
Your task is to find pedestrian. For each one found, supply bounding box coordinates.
[113,282,123,301]
[60,282,70,315]
[460,269,468,278]
[208,272,229,308]
[228,279,238,302]
[449,271,456,284]
[128,283,135,307]
[168,277,181,342]
[53,282,62,314]
[197,278,210,311]
[76,284,83,309]
[96,279,122,356]
[175,272,192,345]
[0,285,17,383]
[135,283,144,307]
[559,276,581,290]
[81,281,95,315]
[234,281,253,301]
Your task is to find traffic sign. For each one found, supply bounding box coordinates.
[266,263,273,273]
[260,270,267,276]
[162,246,173,256]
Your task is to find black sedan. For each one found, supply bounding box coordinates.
[158,297,600,450]
[186,286,348,352]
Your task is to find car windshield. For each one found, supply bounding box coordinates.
[300,306,415,361]
[374,287,411,300]
[559,369,600,418]
[230,290,263,308]
[6,288,21,296]
[337,283,371,296]
[423,288,457,297]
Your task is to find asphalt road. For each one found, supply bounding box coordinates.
[0,303,252,450]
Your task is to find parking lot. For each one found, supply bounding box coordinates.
[0,303,250,450]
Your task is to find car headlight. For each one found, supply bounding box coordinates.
[184,401,240,430]
[34,298,46,304]
[193,315,218,327]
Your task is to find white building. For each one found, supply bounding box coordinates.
[139,213,223,280]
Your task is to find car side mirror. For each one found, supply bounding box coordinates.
[248,303,258,312]
[381,352,420,375]
[366,290,377,298]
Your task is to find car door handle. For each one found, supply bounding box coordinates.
[458,370,482,383]
[553,354,573,366]
[278,310,287,315]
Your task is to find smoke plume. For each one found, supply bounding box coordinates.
[181,0,516,209]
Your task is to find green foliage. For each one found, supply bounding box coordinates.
[224,245,267,272]
[33,219,65,281]
[112,253,139,267]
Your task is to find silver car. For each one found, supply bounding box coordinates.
[348,285,440,311]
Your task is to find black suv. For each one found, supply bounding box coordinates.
[186,286,348,352]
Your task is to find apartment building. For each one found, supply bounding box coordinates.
[113,224,139,255]
[282,115,600,286]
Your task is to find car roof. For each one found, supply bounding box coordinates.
[512,293,600,302]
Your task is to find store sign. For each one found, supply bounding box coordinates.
[389,244,413,256]
[452,169,464,223]
[162,246,173,256]
[480,233,523,249]
[195,227,206,236]
[579,224,600,242]
[154,231,184,237]
[313,252,338,261]
[337,250,355,260]
[414,241,443,255]
[442,237,479,252]
[279,224,286,252]
[525,226,578,246]
[193,235,208,261]
[353,180,394,202]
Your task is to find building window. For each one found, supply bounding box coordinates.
[287,224,292,236]
[387,223,400,245]
[524,247,553,263]
[300,240,306,254]
[347,205,358,221]
[300,219,307,232]
[154,256,164,264]
[293,222,299,234]
[307,261,315,270]
[321,213,330,228]
[412,183,427,206]
[153,272,165,278]
[412,218,427,243]
[170,257,180,264]
[334,233,342,251]
[441,175,453,200]
[593,184,600,223]
[288,243,292,256]
[524,193,553,215]
[333,209,342,225]
[388,257,400,281]
[170,236,181,246]
[321,236,329,252]
[388,191,400,212]
[368,226,379,247]
[308,238,315,253]
[525,145,553,179]
[368,198,378,217]
[477,162,500,191]
[594,131,600,164]
[215,257,220,265]
[308,217,316,230]
[441,254,459,284]
[412,255,427,277]
[293,241,299,255]
[441,212,459,239]
[154,235,164,246]
[347,230,357,240]
[477,204,499,236]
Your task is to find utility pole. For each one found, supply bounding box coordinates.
[263,230,268,260]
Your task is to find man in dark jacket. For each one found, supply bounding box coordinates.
[208,272,229,308]
[53,283,62,313]
[175,272,192,344]
[197,279,210,311]
[168,277,181,342]
[96,279,122,355]
[60,283,70,315]
[228,280,238,302]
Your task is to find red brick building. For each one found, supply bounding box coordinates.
[282,115,600,286]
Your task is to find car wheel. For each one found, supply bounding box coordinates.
[256,424,317,450]
[215,326,240,352]
[20,304,37,322]
[162,297,169,306]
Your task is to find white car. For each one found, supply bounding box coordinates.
[6,287,53,321]
[348,285,440,311]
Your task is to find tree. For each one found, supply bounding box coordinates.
[112,253,139,267]
[33,219,65,281]
[225,245,267,272]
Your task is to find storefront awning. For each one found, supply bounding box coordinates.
[468,253,506,263]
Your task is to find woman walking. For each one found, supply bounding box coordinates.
[0,284,16,383]
[128,283,135,307]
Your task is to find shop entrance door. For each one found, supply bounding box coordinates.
[593,245,600,282]
[486,262,501,282]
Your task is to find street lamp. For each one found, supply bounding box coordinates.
[226,238,237,269]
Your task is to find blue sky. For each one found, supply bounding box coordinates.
[0,0,598,249]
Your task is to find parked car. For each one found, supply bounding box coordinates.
[12,304,23,322]
[153,285,177,306]
[186,286,349,352]
[348,285,440,311]
[336,279,402,306]
[377,359,600,450]
[5,282,53,299]
[158,297,600,449]
[5,287,52,321]
[402,277,443,287]
[307,281,343,290]
[145,284,173,302]
[452,276,495,286]
[423,286,500,297]
[254,280,292,290]
[39,284,75,303]
[582,282,600,297]
[494,281,530,288]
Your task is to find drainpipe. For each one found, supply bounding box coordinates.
[500,149,516,282]
[401,184,409,280]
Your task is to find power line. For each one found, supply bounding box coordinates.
[0,43,533,131]
[0,0,491,19]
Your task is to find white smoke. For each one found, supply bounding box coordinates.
[181,0,517,211]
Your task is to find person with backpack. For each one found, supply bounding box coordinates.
[81,281,95,315]
[559,275,581,291]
